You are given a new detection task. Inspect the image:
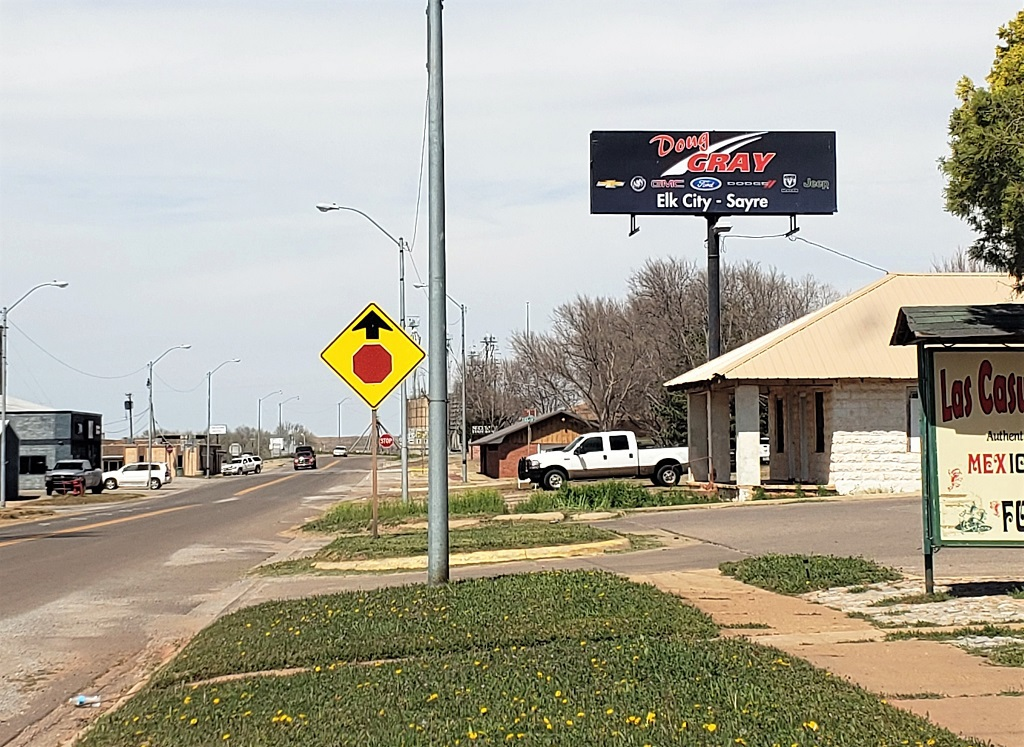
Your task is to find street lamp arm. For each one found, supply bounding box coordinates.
[209,358,241,377]
[3,280,70,315]
[152,343,192,368]
[315,203,403,250]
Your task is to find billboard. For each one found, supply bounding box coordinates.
[590,130,837,216]
[930,350,1024,546]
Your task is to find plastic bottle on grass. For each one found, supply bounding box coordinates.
[70,694,101,707]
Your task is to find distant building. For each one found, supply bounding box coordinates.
[665,274,1020,496]
[5,396,102,493]
[472,409,592,479]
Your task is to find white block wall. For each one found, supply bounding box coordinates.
[829,381,920,495]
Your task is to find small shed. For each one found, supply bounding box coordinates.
[472,410,592,479]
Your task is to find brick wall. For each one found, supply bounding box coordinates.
[829,381,920,494]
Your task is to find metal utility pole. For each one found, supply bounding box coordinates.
[427,0,449,584]
[337,398,349,439]
[205,359,240,477]
[1,281,68,508]
[315,204,411,506]
[370,409,380,539]
[147,344,190,490]
[459,302,467,482]
[256,389,281,458]
[705,216,724,360]
[125,393,134,441]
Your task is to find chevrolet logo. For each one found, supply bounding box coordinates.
[595,179,624,189]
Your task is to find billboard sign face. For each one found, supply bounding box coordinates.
[590,131,837,216]
[931,350,1024,545]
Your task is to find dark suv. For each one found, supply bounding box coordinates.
[293,445,317,471]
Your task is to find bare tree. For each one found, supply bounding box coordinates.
[931,247,998,272]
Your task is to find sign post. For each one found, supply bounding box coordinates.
[322,302,425,538]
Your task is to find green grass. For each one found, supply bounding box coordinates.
[1009,587,1024,599]
[869,591,952,607]
[989,643,1024,667]
[312,523,618,562]
[304,488,506,533]
[515,481,719,513]
[719,554,902,595]
[151,571,718,687]
[885,623,1021,641]
[79,636,980,747]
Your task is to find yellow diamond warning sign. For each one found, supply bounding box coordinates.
[321,303,424,409]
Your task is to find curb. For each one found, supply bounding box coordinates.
[313,536,631,572]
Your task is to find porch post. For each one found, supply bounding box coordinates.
[709,389,731,484]
[735,384,761,499]
[687,391,708,481]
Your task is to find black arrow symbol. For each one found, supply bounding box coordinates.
[353,310,393,340]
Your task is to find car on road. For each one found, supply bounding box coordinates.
[222,455,259,476]
[332,446,348,457]
[293,445,317,470]
[102,462,171,490]
[239,454,263,473]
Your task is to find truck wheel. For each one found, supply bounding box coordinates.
[46,487,53,496]
[541,469,566,491]
[104,478,118,490]
[655,463,680,487]
[91,485,104,495]
[149,478,162,490]
[255,466,262,474]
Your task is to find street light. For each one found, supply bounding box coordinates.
[317,202,410,504]
[147,344,191,490]
[418,284,468,483]
[279,395,299,430]
[205,358,240,478]
[337,397,350,439]
[1,280,69,508]
[256,389,282,458]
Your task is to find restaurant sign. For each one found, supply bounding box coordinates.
[929,349,1024,546]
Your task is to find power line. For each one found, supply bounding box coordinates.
[8,321,149,380]
[409,88,429,253]
[154,372,205,394]
[789,235,888,273]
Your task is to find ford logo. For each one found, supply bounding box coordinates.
[691,177,722,191]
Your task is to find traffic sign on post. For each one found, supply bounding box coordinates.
[321,302,425,409]
[379,433,394,449]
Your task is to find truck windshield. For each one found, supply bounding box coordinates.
[559,437,583,453]
[53,461,84,469]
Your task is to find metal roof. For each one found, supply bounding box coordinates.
[890,304,1024,345]
[471,409,591,446]
[3,396,60,412]
[665,274,1020,390]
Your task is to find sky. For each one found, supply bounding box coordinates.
[1,0,1019,440]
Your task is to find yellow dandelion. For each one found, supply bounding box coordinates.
[189,718,198,726]
[222,735,230,741]
[427,693,439,702]
[605,708,614,715]
[480,706,488,714]
[183,696,191,705]
[554,690,561,697]
[566,719,573,726]
[803,720,819,731]
[646,711,656,724]
[704,723,717,732]
[468,730,478,740]
[213,698,220,705]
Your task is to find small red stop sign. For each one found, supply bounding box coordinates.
[379,433,394,448]
[353,344,392,384]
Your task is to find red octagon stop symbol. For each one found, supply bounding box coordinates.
[353,344,392,384]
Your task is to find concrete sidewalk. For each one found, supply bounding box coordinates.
[632,568,1024,747]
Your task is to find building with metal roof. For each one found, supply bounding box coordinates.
[664,273,1020,496]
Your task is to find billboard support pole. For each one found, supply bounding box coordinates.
[706,216,722,361]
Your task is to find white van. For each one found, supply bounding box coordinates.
[102,462,172,490]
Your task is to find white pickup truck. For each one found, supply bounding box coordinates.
[518,430,689,491]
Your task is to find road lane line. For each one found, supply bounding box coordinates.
[0,505,194,549]
[215,497,240,504]
[233,474,299,496]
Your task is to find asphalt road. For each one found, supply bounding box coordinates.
[0,455,370,747]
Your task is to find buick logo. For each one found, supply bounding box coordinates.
[782,173,797,189]
[690,177,722,192]
[630,176,647,192]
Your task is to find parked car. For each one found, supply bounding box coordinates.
[45,459,104,495]
[518,431,689,491]
[222,455,259,476]
[332,446,348,457]
[102,462,171,490]
[239,454,263,473]
[294,445,317,470]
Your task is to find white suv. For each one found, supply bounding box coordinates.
[222,455,258,476]
[103,462,172,490]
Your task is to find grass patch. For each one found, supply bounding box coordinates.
[33,491,145,506]
[888,692,944,700]
[719,554,902,594]
[885,624,1021,641]
[305,488,506,533]
[516,481,719,513]
[314,523,617,562]
[989,643,1024,667]
[81,636,978,747]
[869,591,952,607]
[1010,587,1024,599]
[152,571,717,687]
